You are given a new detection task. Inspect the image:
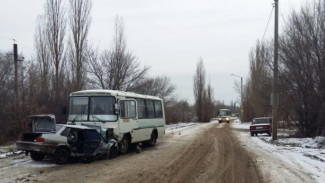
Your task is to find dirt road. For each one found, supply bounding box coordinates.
[1,122,262,183]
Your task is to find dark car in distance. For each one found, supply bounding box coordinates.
[249,117,272,136]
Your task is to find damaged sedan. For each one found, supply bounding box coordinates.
[16,114,118,164]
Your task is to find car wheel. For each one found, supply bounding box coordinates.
[53,148,70,165]
[268,132,271,136]
[255,133,258,136]
[109,145,118,159]
[119,135,129,154]
[30,152,45,161]
[250,132,254,136]
[147,132,157,147]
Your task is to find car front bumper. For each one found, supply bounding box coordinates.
[218,118,230,122]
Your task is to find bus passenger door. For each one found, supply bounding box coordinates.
[118,100,138,142]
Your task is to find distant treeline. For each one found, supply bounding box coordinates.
[243,0,325,137]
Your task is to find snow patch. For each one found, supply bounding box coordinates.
[13,158,56,168]
[0,150,23,159]
[165,122,200,132]
[233,122,325,182]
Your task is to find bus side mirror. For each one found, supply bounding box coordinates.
[115,103,119,115]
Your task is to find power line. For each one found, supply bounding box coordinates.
[262,4,275,43]
[0,37,15,41]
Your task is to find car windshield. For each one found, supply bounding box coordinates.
[252,118,270,124]
[68,96,117,122]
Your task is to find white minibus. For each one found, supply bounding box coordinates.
[67,89,165,154]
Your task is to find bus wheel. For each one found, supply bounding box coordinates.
[148,132,156,147]
[119,136,129,154]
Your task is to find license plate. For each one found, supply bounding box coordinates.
[256,127,263,129]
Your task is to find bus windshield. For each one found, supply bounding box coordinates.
[219,109,231,116]
[68,96,117,122]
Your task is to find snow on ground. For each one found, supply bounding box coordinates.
[2,121,324,181]
[233,120,325,182]
[0,148,56,169]
[165,122,200,133]
[13,158,56,168]
[0,144,23,159]
[0,150,23,159]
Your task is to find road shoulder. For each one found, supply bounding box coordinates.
[231,122,316,183]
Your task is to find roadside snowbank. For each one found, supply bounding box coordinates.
[0,148,23,159]
[233,121,325,182]
[165,122,200,132]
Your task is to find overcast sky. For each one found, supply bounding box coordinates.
[0,0,305,105]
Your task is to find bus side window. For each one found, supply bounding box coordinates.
[146,100,155,118]
[120,100,136,119]
[137,99,146,119]
[154,100,163,118]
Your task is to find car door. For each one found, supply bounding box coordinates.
[83,129,102,155]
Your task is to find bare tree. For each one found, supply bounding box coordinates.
[85,44,105,88]
[45,0,66,101]
[0,51,41,144]
[88,17,149,90]
[278,1,325,136]
[203,84,214,121]
[244,41,273,121]
[128,76,175,99]
[35,15,51,105]
[243,0,325,136]
[68,0,92,90]
[193,57,206,122]
[0,52,14,103]
[0,51,15,144]
[164,98,193,124]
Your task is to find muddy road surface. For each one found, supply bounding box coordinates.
[1,122,262,183]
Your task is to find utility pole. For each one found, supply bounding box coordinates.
[13,43,18,103]
[239,77,243,122]
[272,0,279,141]
[13,41,24,131]
[13,42,20,132]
